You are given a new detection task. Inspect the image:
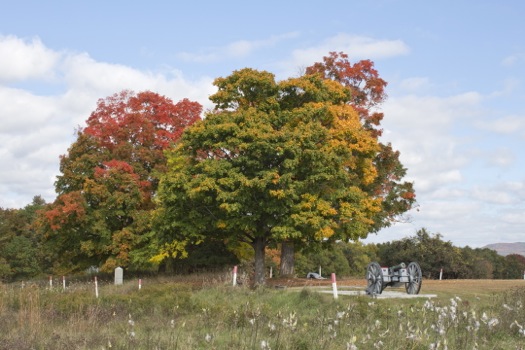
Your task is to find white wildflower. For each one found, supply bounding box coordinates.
[373,340,383,348]
[346,342,358,350]
[260,340,271,350]
[423,300,434,310]
[406,332,420,341]
[488,318,499,329]
[205,333,212,342]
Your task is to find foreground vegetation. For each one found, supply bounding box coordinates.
[1,274,525,349]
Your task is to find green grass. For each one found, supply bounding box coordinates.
[1,275,525,349]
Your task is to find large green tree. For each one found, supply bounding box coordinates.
[155,68,386,286]
[273,52,415,275]
[39,90,201,273]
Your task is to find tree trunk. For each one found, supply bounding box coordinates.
[280,242,295,276]
[252,236,266,287]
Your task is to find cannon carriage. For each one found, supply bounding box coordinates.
[365,262,422,295]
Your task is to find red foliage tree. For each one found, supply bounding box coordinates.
[306,51,388,136]
[40,90,202,272]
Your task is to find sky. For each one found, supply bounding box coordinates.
[1,1,524,248]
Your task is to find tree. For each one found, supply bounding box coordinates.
[376,228,463,279]
[155,68,385,286]
[295,242,351,277]
[0,196,47,281]
[277,52,416,275]
[505,254,525,279]
[39,90,201,273]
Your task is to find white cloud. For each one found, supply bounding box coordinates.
[399,77,431,91]
[502,212,525,225]
[475,114,525,136]
[176,32,300,63]
[0,87,58,134]
[0,36,216,208]
[501,53,525,67]
[485,147,515,167]
[289,33,409,70]
[378,92,485,199]
[0,35,59,82]
[471,187,517,205]
[382,92,482,132]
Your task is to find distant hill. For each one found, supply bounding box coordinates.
[483,242,525,256]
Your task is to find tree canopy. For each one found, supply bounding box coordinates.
[39,90,202,273]
[0,196,46,281]
[155,68,395,285]
[306,52,415,231]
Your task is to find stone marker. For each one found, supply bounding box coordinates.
[114,266,123,285]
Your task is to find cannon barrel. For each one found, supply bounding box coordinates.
[390,263,406,272]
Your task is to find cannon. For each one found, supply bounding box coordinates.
[365,261,422,295]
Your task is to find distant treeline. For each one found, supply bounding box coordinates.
[1,199,523,282]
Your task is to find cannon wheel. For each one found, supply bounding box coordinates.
[366,262,384,295]
[405,262,422,295]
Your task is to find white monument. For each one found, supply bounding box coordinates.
[114,266,123,285]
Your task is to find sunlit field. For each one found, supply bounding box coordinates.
[1,274,524,349]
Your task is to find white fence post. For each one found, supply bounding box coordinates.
[232,266,238,286]
[94,276,99,298]
[331,273,338,299]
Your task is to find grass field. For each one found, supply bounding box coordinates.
[1,275,525,349]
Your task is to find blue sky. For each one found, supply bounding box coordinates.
[1,1,524,248]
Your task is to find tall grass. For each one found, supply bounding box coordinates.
[1,275,524,349]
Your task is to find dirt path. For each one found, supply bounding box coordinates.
[268,277,525,296]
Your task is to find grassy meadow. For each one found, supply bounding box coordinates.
[1,273,525,350]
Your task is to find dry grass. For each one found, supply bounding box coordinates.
[2,275,525,349]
